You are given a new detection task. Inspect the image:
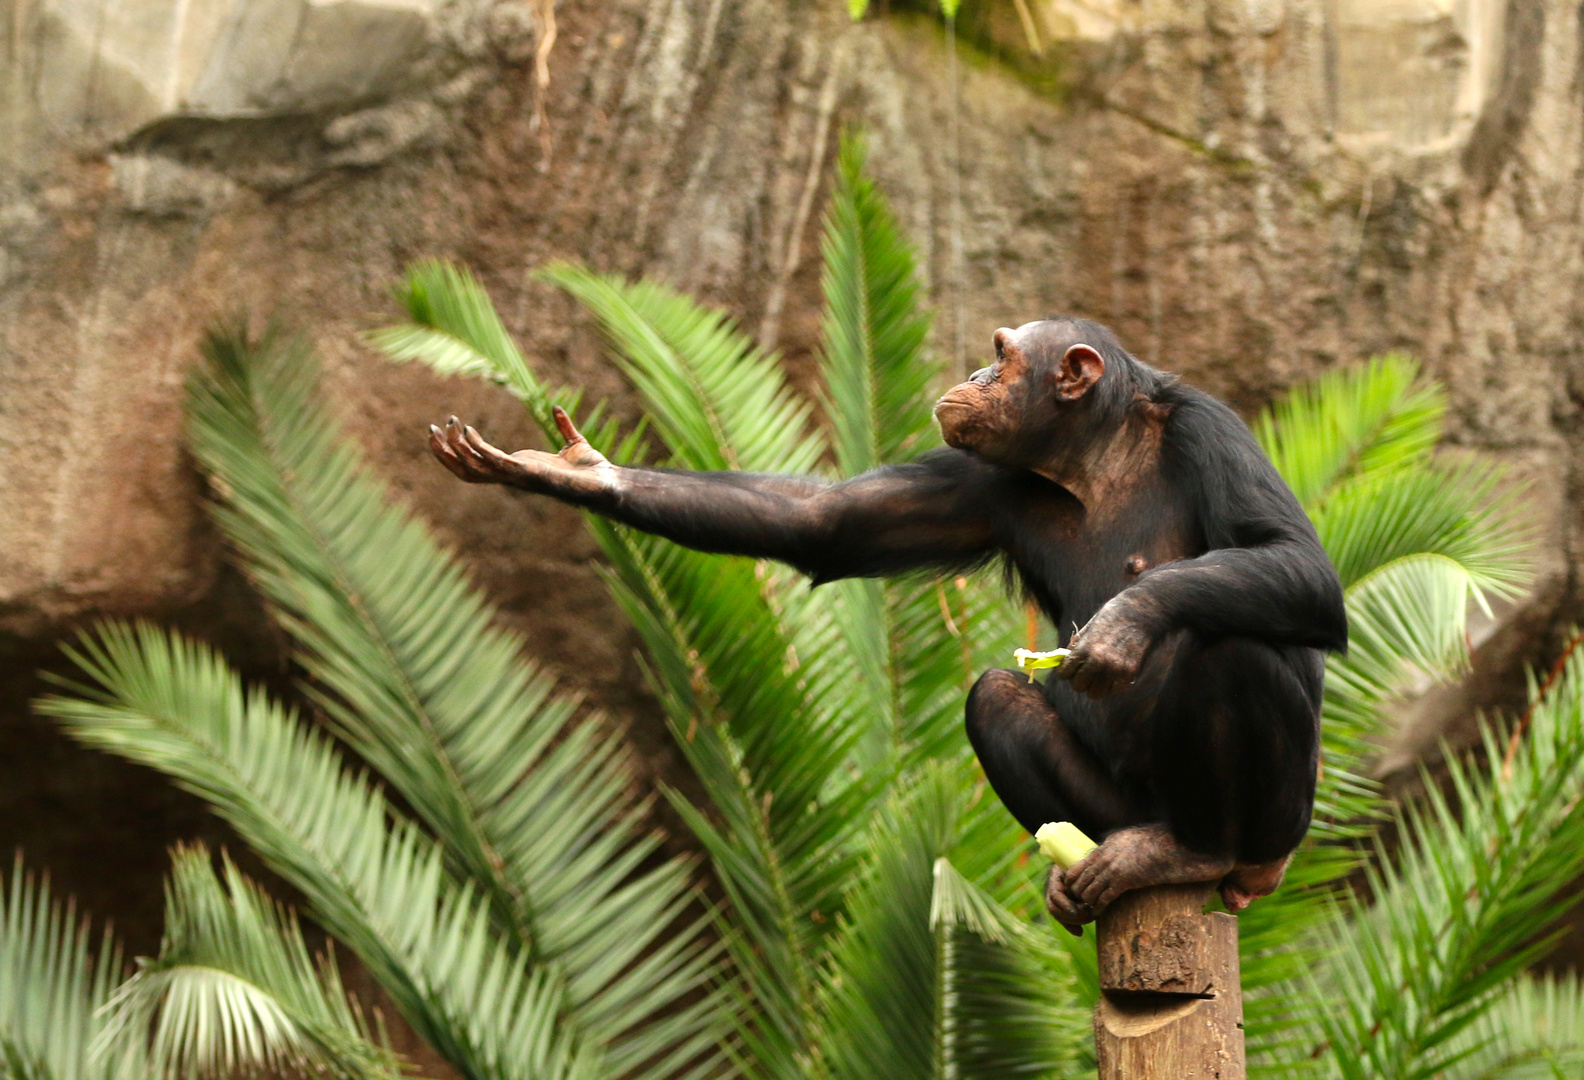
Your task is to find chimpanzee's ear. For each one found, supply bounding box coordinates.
[1050,344,1105,401]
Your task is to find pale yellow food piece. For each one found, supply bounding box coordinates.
[1035,821,1098,870]
[1014,647,1070,682]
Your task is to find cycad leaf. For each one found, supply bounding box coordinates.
[183,325,724,1078]
[368,260,564,429]
[1313,463,1530,595]
[535,262,824,475]
[1339,553,1478,695]
[370,258,870,1076]
[819,764,1084,1080]
[598,530,879,1080]
[39,623,598,1080]
[812,132,944,762]
[1254,354,1444,507]
[0,857,137,1080]
[1442,972,1584,1079]
[817,131,938,477]
[97,845,396,1080]
[1297,653,1584,1079]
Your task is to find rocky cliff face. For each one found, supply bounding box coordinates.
[2,0,1578,961]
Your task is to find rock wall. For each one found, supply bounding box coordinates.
[3,0,1583,978]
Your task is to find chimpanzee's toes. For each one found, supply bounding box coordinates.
[1219,880,1255,913]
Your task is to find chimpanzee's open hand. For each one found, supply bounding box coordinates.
[1057,594,1158,699]
[430,408,617,498]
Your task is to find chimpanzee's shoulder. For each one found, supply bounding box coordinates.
[1155,383,1262,455]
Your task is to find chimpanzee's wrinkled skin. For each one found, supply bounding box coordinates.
[429,317,1347,934]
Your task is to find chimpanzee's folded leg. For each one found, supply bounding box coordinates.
[1151,638,1322,867]
[964,668,1145,839]
[1057,638,1322,917]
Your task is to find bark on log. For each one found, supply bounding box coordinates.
[1095,883,1245,1080]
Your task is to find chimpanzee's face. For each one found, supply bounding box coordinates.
[934,321,1097,466]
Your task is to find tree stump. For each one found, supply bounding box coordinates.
[1094,883,1245,1079]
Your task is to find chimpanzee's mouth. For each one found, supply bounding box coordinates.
[932,387,979,415]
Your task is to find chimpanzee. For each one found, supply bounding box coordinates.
[428,317,1347,933]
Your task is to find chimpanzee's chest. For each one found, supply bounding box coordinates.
[995,480,1197,775]
[1002,479,1199,639]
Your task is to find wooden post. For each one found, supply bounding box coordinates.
[1094,883,1245,1079]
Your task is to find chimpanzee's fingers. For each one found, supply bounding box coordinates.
[1077,855,1115,905]
[461,424,505,461]
[1072,849,1117,908]
[1059,649,1093,689]
[1066,850,1101,899]
[464,425,528,478]
[553,406,586,446]
[456,422,518,483]
[429,425,477,482]
[1045,879,1091,926]
[443,419,494,479]
[448,422,496,478]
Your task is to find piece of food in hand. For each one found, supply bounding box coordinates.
[1036,821,1098,870]
[1014,647,1071,682]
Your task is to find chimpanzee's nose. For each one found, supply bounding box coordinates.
[970,366,994,384]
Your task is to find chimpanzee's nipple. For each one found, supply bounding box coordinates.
[1125,555,1149,575]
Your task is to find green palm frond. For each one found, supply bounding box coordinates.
[97,845,397,1080]
[1336,554,1483,694]
[1279,654,1584,1080]
[600,534,878,1080]
[1312,463,1529,596]
[520,258,960,1074]
[368,259,571,432]
[366,257,877,1074]
[1,857,138,1080]
[818,764,1083,1080]
[184,325,724,1079]
[1255,355,1444,508]
[889,574,1024,769]
[1242,387,1530,1039]
[1312,546,1516,838]
[534,262,824,475]
[1443,973,1584,1079]
[812,134,988,766]
[817,131,938,476]
[38,623,597,1080]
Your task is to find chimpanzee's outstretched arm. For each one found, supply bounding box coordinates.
[431,410,998,582]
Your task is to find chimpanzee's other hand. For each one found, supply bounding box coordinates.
[429,408,616,497]
[1043,865,1088,937]
[1058,595,1157,699]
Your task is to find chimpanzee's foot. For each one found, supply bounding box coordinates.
[1064,824,1234,915]
[1218,855,1291,913]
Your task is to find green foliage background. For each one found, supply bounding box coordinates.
[4,135,1580,1080]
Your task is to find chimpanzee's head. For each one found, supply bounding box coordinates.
[933,318,1138,468]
